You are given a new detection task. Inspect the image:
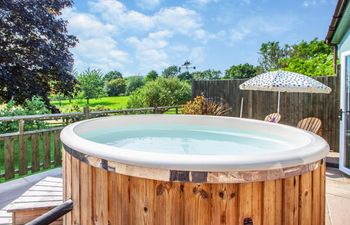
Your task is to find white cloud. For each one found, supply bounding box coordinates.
[63,8,115,38]
[74,37,129,70]
[229,16,297,42]
[88,0,212,41]
[89,0,154,31]
[302,0,336,7]
[189,47,205,64]
[126,30,173,72]
[190,0,220,6]
[193,29,226,43]
[62,8,130,72]
[127,31,205,73]
[154,7,202,34]
[137,0,161,10]
[64,0,217,73]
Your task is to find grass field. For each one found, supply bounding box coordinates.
[51,96,129,111]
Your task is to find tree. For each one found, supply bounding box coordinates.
[162,65,180,78]
[103,71,123,82]
[76,69,105,104]
[257,38,334,76]
[258,41,288,72]
[105,78,126,96]
[127,78,191,108]
[178,71,193,81]
[281,54,334,76]
[145,70,159,82]
[0,0,78,110]
[288,38,332,59]
[279,38,334,76]
[224,64,260,79]
[126,76,144,95]
[192,70,222,80]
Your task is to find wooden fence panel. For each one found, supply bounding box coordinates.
[43,132,51,169]
[54,130,61,167]
[18,134,28,175]
[4,137,15,180]
[192,76,340,151]
[31,134,40,173]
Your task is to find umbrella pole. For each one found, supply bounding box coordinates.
[240,97,244,118]
[277,91,280,114]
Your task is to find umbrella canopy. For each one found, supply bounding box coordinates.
[239,70,332,115]
[239,70,332,94]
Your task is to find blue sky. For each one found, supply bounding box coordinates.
[63,0,337,76]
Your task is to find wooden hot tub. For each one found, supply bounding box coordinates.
[61,115,329,225]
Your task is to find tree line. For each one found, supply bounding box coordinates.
[75,36,334,103]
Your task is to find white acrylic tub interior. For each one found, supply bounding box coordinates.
[60,115,329,171]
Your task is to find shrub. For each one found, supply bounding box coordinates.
[60,103,82,113]
[23,96,50,115]
[50,93,67,101]
[126,76,144,95]
[90,105,112,111]
[192,70,222,80]
[127,77,191,108]
[105,78,126,96]
[183,96,232,116]
[0,96,50,133]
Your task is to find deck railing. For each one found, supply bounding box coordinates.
[0,105,181,181]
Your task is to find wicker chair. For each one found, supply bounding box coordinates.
[264,113,281,123]
[297,117,322,135]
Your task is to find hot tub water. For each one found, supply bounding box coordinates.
[80,125,294,155]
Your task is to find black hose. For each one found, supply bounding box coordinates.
[25,199,73,225]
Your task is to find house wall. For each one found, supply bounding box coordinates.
[339,29,350,54]
[335,1,350,55]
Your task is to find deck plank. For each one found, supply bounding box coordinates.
[0,210,12,225]
[4,177,63,212]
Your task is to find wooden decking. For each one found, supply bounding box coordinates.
[0,210,11,225]
[3,177,63,225]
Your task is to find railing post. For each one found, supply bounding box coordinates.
[18,119,24,134]
[83,106,90,119]
[18,119,27,175]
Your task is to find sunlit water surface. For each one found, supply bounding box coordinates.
[79,124,293,155]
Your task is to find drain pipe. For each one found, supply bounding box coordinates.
[334,45,338,75]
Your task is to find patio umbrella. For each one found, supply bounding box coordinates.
[239,70,332,114]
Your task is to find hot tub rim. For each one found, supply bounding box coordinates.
[60,114,329,172]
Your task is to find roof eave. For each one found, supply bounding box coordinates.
[325,0,348,45]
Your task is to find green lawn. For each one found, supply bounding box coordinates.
[51,96,129,112]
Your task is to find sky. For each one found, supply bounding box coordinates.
[63,0,337,76]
